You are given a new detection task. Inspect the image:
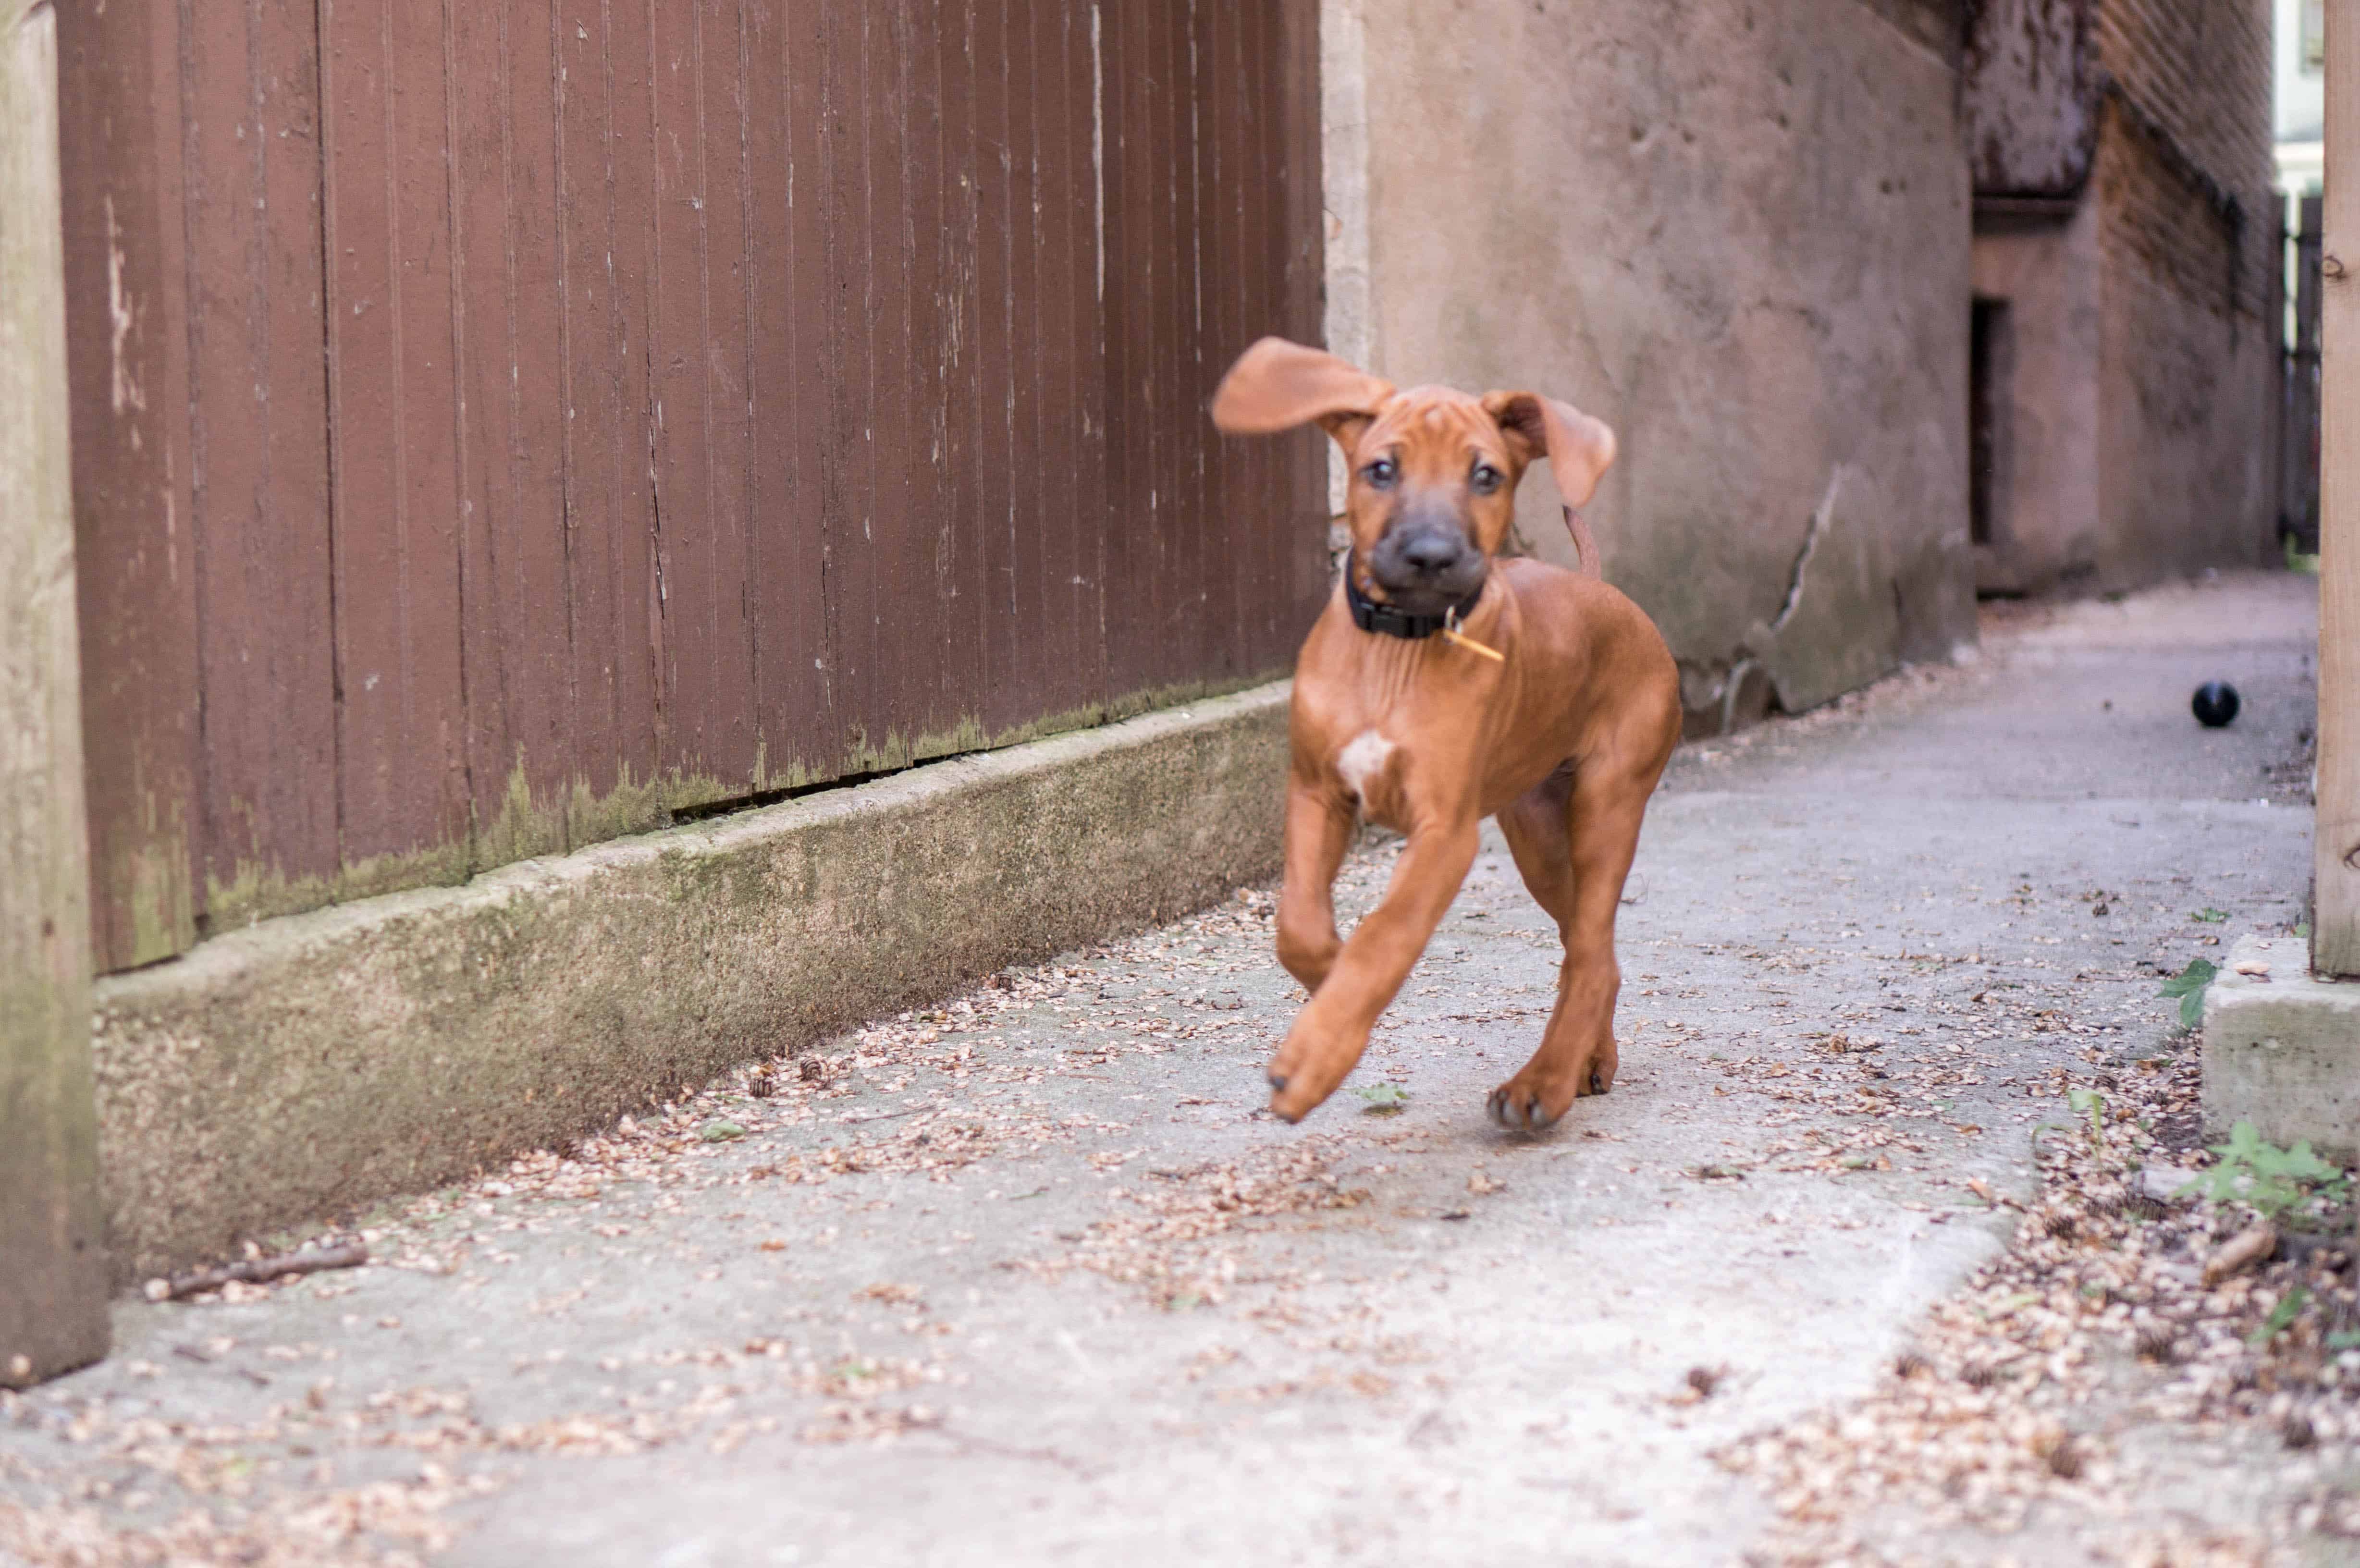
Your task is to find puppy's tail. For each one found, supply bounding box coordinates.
[1562,505,1602,580]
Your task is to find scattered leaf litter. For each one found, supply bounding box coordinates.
[1721,1049,2360,1565]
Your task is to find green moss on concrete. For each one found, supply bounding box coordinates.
[196,673,1288,941]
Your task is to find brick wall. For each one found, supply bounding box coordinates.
[2092,0,2280,578]
[1968,0,2278,592]
[2093,0,2276,322]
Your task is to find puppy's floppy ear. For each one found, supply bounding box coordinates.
[1211,337,1393,448]
[1481,391,1618,509]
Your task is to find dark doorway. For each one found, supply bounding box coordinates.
[1969,296,2012,548]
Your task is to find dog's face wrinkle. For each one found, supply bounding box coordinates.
[1347,389,1525,610]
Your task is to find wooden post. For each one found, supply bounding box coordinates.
[0,0,111,1385]
[2323,2,2360,977]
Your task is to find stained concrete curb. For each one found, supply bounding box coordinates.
[90,684,1292,1282]
[2204,934,2360,1161]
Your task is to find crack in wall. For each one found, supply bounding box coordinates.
[1771,466,1845,636]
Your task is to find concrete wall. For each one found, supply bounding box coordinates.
[1970,0,2280,594]
[2093,153,2280,589]
[1965,0,2098,198]
[2092,0,2280,585]
[1972,207,2104,593]
[89,686,1291,1281]
[1321,0,1979,734]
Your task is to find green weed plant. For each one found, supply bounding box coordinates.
[2158,957,2216,1030]
[2177,1120,2349,1219]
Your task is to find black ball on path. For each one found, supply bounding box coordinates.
[2191,682,2240,728]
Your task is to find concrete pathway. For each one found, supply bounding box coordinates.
[0,571,2322,1567]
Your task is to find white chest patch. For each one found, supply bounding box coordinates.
[1334,729,1397,799]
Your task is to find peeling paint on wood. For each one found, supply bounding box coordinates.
[55,0,203,973]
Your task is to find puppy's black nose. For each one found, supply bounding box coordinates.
[1398,532,1465,575]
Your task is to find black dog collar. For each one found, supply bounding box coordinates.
[1344,569,1486,640]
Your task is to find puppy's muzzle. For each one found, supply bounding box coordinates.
[1370,519,1485,613]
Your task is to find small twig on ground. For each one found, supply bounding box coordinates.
[840,1102,939,1126]
[941,1427,1099,1477]
[149,1241,369,1301]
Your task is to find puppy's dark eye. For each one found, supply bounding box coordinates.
[1470,462,1504,496]
[1362,457,1399,490]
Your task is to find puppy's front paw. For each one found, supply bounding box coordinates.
[1267,1064,1336,1124]
[1263,1025,1363,1123]
[1486,1081,1567,1132]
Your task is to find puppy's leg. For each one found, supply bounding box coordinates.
[1266,817,1479,1122]
[1489,759,1650,1131]
[1275,779,1356,994]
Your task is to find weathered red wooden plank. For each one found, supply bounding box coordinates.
[1101,0,1143,696]
[1000,0,1054,735]
[497,0,572,836]
[743,0,820,780]
[1026,0,1092,721]
[553,0,615,811]
[449,0,573,862]
[861,0,919,752]
[1161,0,1197,677]
[1234,0,1287,665]
[897,0,957,747]
[934,0,988,747]
[54,0,202,969]
[1236,23,1282,670]
[1196,0,1241,678]
[1239,0,1281,659]
[1166,0,1215,688]
[605,0,666,803]
[1135,0,1180,694]
[1152,0,1190,688]
[446,0,513,838]
[966,0,1017,734]
[816,3,872,762]
[697,0,759,785]
[781,0,841,765]
[647,0,707,777]
[177,0,340,929]
[1095,0,1143,700]
[1277,0,1329,654]
[1035,0,1089,724]
[325,0,470,877]
[1063,0,1113,714]
[319,0,471,879]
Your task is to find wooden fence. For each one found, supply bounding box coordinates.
[55,0,1325,973]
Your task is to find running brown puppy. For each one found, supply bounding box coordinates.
[1211,338,1681,1128]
